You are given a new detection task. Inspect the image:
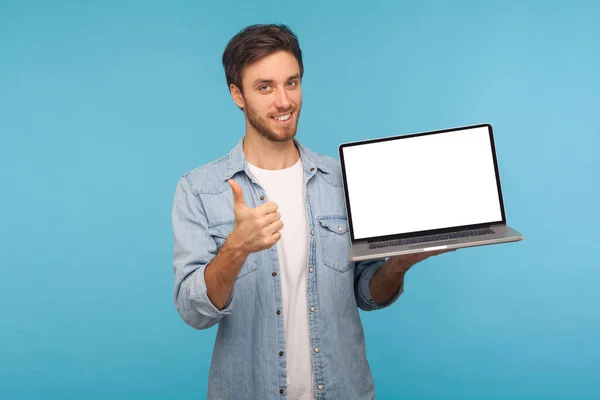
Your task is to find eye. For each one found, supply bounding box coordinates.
[287,80,299,87]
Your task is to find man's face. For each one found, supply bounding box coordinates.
[234,51,302,142]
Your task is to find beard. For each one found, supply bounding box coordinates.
[245,100,302,143]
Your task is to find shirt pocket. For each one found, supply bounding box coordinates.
[208,220,258,280]
[317,216,352,273]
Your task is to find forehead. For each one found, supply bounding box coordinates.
[242,51,300,84]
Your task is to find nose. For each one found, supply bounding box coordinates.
[273,86,292,110]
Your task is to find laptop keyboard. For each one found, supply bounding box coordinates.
[368,228,495,249]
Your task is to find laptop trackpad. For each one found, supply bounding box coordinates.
[407,239,459,250]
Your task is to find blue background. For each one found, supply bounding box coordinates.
[1,0,599,399]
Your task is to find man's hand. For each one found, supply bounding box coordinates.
[226,179,283,255]
[368,249,457,305]
[203,179,284,310]
[388,249,456,275]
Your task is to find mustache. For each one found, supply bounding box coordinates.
[269,106,297,117]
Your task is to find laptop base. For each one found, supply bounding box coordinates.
[349,225,524,262]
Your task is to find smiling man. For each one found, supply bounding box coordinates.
[171,24,446,400]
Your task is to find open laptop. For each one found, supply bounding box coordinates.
[338,123,524,262]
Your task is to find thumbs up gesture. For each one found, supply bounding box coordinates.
[227,179,283,254]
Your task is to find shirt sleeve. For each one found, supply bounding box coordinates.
[172,176,234,330]
[354,258,403,311]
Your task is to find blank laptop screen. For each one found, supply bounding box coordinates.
[341,126,504,240]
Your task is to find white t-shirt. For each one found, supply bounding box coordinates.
[247,158,315,400]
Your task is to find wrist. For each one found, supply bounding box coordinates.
[223,232,250,262]
[392,267,406,285]
[386,258,408,283]
[388,256,409,272]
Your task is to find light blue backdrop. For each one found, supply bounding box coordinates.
[1,1,598,399]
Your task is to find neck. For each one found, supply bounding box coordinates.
[243,131,300,170]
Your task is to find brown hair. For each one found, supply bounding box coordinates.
[222,24,304,94]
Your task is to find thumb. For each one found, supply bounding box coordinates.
[228,179,247,208]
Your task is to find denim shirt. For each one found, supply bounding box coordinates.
[171,137,403,400]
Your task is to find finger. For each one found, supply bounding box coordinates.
[262,211,281,226]
[269,230,282,245]
[413,254,431,262]
[423,249,445,256]
[256,201,278,215]
[228,179,246,208]
[266,219,284,234]
[262,222,283,248]
[411,252,434,263]
[435,249,455,255]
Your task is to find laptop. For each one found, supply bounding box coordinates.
[338,123,524,262]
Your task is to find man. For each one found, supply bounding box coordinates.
[172,24,449,400]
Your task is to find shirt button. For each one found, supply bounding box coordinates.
[272,272,277,277]
[337,226,342,232]
[318,384,323,390]
[279,351,284,356]
[310,306,315,312]
[310,229,314,235]
[276,310,281,315]
[309,267,313,273]
[314,347,319,353]
[260,195,265,200]
[310,167,315,171]
[280,388,285,394]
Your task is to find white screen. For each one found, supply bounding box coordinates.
[342,126,503,240]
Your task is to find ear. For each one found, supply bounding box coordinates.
[230,84,245,109]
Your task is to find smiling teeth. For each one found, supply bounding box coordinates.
[274,114,291,121]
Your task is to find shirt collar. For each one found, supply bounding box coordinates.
[224,136,331,181]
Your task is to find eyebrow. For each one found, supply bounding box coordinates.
[253,73,301,86]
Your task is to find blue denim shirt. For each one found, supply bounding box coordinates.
[171,137,403,399]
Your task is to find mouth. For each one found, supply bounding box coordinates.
[271,112,293,124]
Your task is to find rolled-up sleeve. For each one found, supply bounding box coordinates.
[354,258,403,311]
[172,176,234,330]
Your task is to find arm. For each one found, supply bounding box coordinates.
[354,258,403,311]
[172,177,242,330]
[172,177,282,329]
[205,178,282,308]
[355,250,454,311]
[204,238,249,310]
[368,257,406,305]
